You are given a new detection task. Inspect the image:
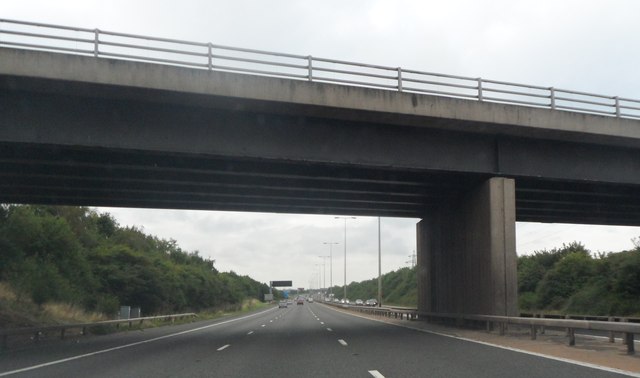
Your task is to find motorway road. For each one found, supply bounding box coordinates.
[0,303,635,377]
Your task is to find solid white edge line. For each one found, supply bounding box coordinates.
[338,339,348,346]
[0,307,277,377]
[327,328,332,331]
[323,305,640,378]
[217,344,230,351]
[247,331,254,335]
[368,370,385,378]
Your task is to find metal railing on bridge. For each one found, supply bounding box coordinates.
[1,18,639,120]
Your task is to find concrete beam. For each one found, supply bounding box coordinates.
[417,177,518,316]
[2,47,640,149]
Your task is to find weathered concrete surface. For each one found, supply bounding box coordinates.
[1,47,640,224]
[2,47,640,148]
[417,178,518,316]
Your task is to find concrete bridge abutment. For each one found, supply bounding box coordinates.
[417,177,518,316]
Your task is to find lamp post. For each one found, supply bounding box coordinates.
[335,216,356,299]
[314,264,322,291]
[323,241,338,295]
[318,255,329,291]
[378,216,382,307]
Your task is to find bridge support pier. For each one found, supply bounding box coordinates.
[417,177,518,316]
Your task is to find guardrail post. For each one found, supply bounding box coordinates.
[568,328,575,346]
[397,67,403,92]
[208,43,213,70]
[626,333,635,354]
[82,326,87,335]
[549,87,556,110]
[307,56,313,81]
[531,325,538,340]
[614,96,620,117]
[93,29,100,57]
[60,328,66,340]
[477,78,483,101]
[609,316,615,343]
[499,322,505,336]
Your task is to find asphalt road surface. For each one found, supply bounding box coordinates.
[0,303,635,377]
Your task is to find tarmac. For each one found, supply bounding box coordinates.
[333,306,640,376]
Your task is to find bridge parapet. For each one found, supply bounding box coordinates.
[1,18,639,122]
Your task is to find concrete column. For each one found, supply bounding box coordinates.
[417,177,518,316]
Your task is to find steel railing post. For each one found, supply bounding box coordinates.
[93,29,100,57]
[614,96,620,117]
[550,87,556,110]
[568,328,576,346]
[626,333,635,354]
[208,43,213,70]
[609,316,615,343]
[477,78,483,101]
[308,55,313,81]
[397,67,403,92]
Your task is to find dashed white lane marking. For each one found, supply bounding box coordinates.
[0,307,277,377]
[368,370,385,378]
[261,324,266,327]
[320,322,324,325]
[217,344,230,351]
[270,320,273,322]
[327,328,333,332]
[338,339,348,346]
[247,331,254,335]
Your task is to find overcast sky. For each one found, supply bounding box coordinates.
[4,1,640,290]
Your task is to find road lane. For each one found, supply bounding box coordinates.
[312,304,636,378]
[1,302,636,377]
[0,307,278,377]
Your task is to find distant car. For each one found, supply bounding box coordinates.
[365,299,378,306]
[345,298,350,304]
[333,298,340,303]
[355,299,363,306]
[278,300,288,308]
[307,297,314,303]
[296,298,304,305]
[287,300,293,305]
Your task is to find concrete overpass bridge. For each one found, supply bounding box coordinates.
[1,19,640,318]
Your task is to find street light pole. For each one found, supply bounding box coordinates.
[315,264,322,291]
[335,216,355,299]
[323,241,338,296]
[378,216,382,307]
[318,255,329,291]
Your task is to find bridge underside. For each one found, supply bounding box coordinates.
[2,48,640,318]
[1,50,640,225]
[0,142,639,225]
